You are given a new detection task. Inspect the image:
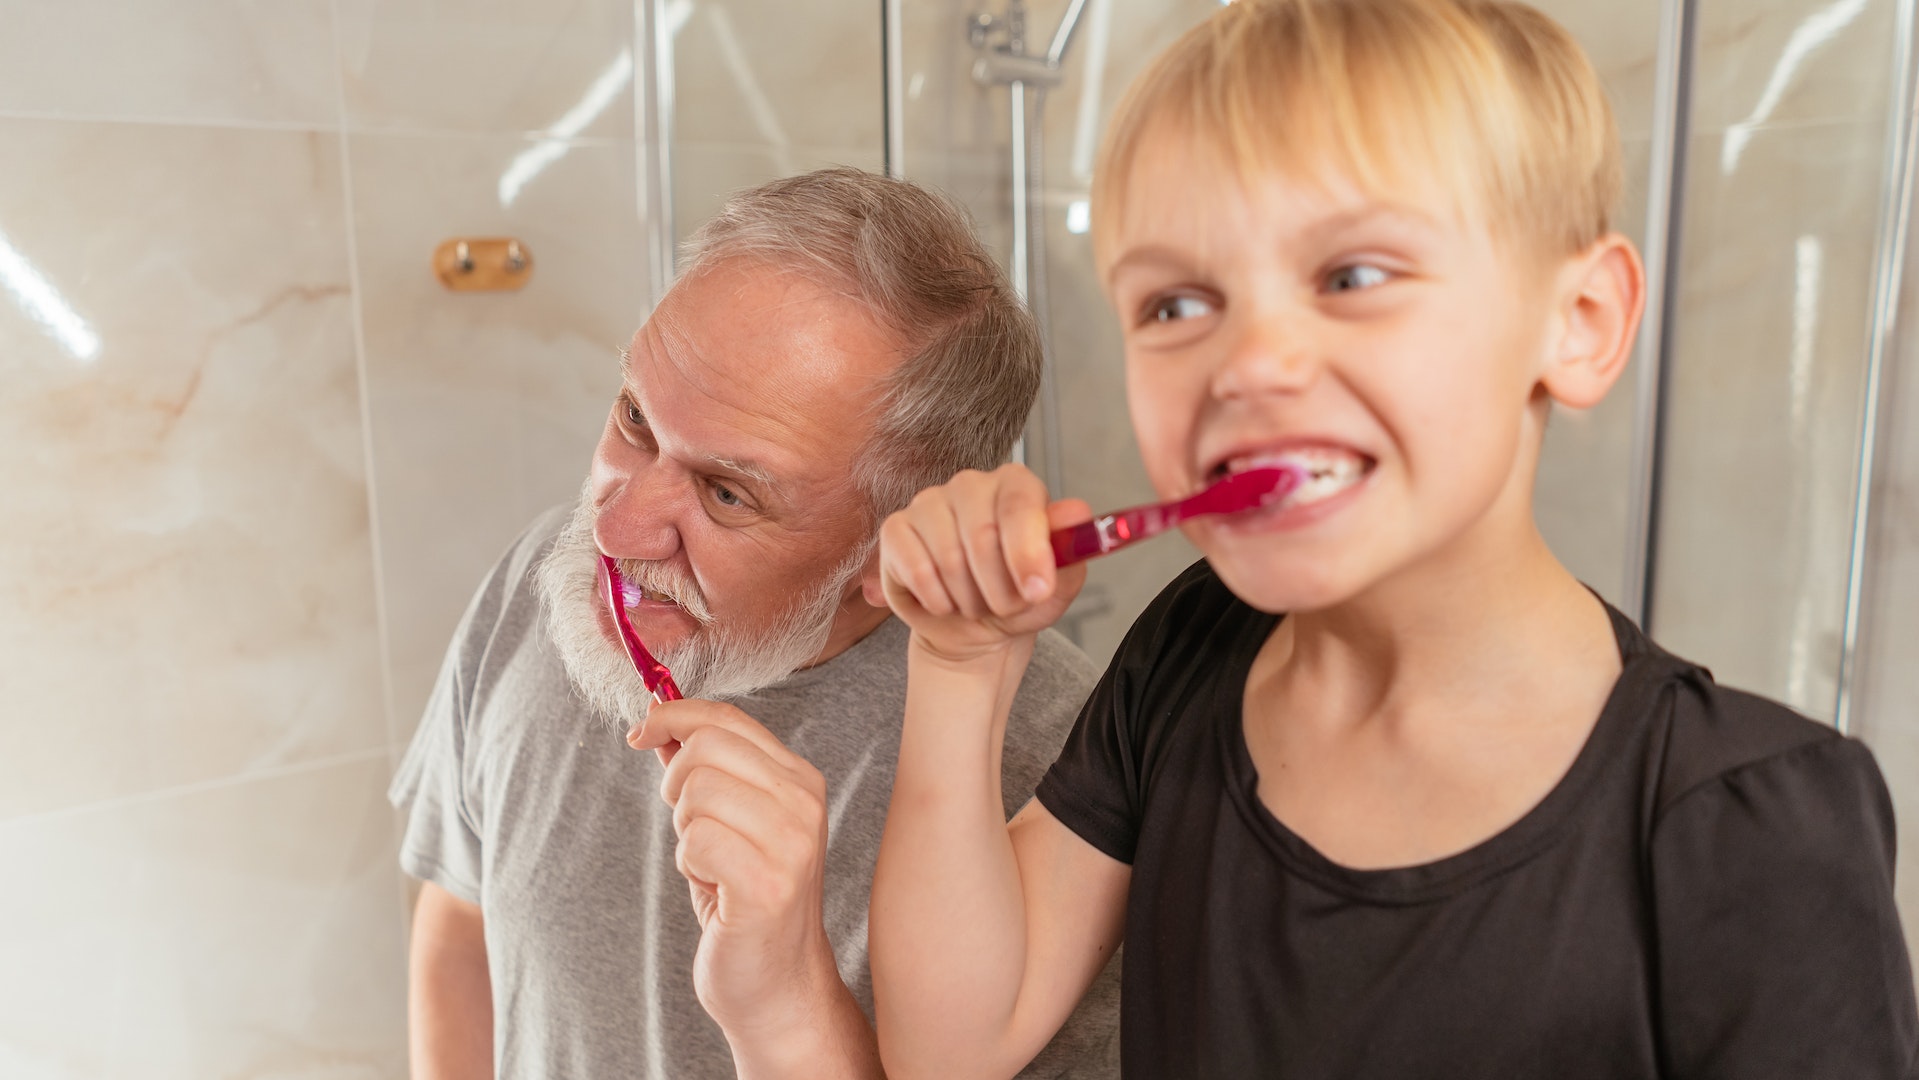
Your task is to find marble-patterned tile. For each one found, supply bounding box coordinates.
[1651,119,1887,718]
[0,0,339,128]
[0,756,408,1079]
[0,118,385,820]
[348,132,653,729]
[336,0,635,137]
[672,0,882,155]
[1691,0,1898,136]
[671,141,884,250]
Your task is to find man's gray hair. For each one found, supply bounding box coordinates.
[679,166,1043,521]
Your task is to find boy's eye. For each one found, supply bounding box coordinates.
[1142,294,1215,325]
[1325,264,1390,293]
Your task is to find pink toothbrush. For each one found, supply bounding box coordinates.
[598,554,684,703]
[1050,465,1306,566]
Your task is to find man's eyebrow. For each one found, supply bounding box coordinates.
[707,455,779,490]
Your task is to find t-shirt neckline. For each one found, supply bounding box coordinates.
[1218,597,1680,905]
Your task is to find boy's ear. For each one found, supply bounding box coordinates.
[1539,234,1646,410]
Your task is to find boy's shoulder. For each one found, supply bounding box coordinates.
[1619,618,1854,821]
[1125,558,1261,657]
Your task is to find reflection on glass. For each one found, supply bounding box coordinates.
[499,49,636,207]
[1721,0,1870,174]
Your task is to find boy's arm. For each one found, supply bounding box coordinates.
[408,883,493,1080]
[868,466,1132,1080]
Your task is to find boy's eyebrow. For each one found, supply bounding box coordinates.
[1106,202,1448,287]
[1103,244,1197,287]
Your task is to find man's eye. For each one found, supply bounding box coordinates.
[1143,294,1214,325]
[1325,264,1390,293]
[712,483,744,508]
[624,401,644,426]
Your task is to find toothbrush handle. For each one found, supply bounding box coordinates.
[1050,506,1172,566]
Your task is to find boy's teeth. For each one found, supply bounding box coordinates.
[1223,447,1372,507]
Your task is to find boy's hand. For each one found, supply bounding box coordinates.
[872,464,1091,664]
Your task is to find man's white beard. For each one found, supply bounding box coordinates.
[533,488,871,730]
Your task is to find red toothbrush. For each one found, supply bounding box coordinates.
[1049,466,1306,566]
[598,554,684,703]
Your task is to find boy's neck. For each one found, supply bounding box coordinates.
[1275,508,1620,722]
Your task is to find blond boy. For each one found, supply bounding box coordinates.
[854,1,1918,1075]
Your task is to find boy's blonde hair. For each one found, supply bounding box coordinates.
[1092,0,1621,258]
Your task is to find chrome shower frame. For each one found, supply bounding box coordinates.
[964,0,1092,495]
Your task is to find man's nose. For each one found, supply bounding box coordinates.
[592,458,687,562]
[1210,305,1322,401]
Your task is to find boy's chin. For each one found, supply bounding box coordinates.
[1206,553,1361,616]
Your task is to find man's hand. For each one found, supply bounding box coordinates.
[874,464,1091,666]
[629,699,882,1080]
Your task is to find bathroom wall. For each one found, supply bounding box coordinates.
[0,0,650,1074]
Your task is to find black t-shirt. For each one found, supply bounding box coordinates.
[1036,561,1917,1079]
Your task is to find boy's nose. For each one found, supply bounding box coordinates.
[592,462,686,563]
[1212,313,1322,400]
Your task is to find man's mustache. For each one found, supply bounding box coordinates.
[612,554,716,626]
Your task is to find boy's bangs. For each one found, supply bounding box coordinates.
[1092,0,1619,260]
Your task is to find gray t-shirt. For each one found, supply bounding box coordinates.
[391,508,1121,1079]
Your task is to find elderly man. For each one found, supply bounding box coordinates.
[390,168,1119,1079]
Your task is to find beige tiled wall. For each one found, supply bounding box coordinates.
[0,0,651,1073]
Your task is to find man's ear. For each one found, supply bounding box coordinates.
[858,541,887,609]
[1539,233,1646,410]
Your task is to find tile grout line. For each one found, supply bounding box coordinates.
[0,105,633,146]
[327,0,399,757]
[0,747,393,832]
[327,0,426,955]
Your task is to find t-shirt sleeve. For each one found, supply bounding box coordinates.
[388,639,486,905]
[1035,562,1223,865]
[386,514,552,906]
[1651,735,1919,1078]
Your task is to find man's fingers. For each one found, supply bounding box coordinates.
[675,816,767,905]
[659,725,784,803]
[672,763,803,852]
[628,698,793,762]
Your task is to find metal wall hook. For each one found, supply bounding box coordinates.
[433,237,534,292]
